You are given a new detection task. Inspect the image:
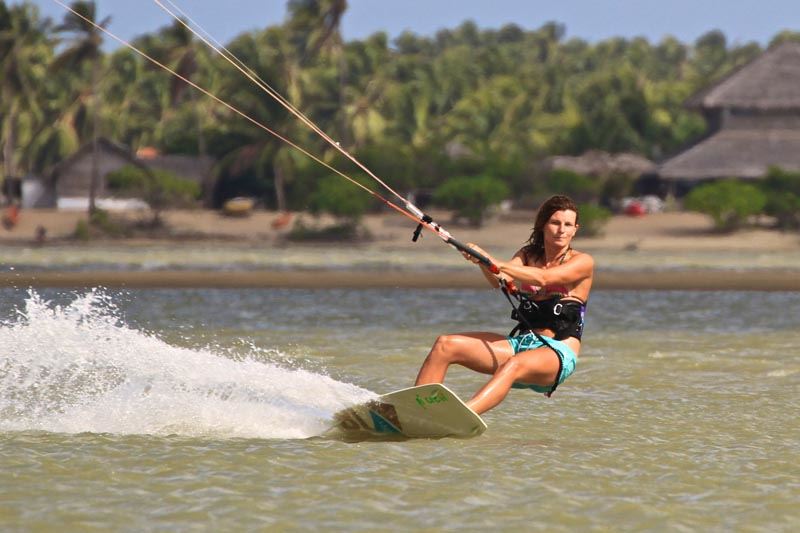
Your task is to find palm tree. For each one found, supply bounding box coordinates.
[167,20,207,157]
[215,2,349,212]
[286,0,347,64]
[282,0,349,203]
[137,19,206,156]
[54,1,109,216]
[0,2,51,193]
[213,27,297,210]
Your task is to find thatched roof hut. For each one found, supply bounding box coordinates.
[686,42,800,111]
[49,138,145,201]
[40,139,215,208]
[138,151,215,204]
[543,150,655,177]
[657,42,800,193]
[658,127,800,181]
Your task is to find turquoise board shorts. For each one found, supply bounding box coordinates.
[507,332,578,394]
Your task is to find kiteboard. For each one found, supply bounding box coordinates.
[327,383,486,440]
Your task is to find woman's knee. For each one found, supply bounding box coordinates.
[496,356,524,380]
[429,334,469,362]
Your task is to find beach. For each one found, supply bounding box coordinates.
[1,208,799,290]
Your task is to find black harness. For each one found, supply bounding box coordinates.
[500,288,566,397]
[509,297,585,341]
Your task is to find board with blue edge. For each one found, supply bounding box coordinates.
[327,383,487,440]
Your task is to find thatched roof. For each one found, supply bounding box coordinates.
[658,127,800,180]
[145,154,214,185]
[48,138,142,181]
[543,150,655,177]
[51,140,213,184]
[686,41,800,111]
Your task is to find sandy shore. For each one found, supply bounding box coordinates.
[3,207,800,249]
[2,208,799,290]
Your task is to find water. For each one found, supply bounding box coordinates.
[1,288,799,531]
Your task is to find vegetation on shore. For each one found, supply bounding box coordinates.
[3,1,800,240]
[684,167,800,231]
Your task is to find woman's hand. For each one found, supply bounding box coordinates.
[461,243,489,264]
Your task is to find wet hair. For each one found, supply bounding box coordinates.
[521,195,580,262]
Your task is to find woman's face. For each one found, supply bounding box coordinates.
[543,209,578,247]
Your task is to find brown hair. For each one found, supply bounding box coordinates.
[521,195,579,262]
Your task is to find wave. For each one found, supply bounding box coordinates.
[0,290,375,439]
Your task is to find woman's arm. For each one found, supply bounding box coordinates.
[497,252,594,287]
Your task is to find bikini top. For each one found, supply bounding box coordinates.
[519,282,570,299]
[518,248,572,299]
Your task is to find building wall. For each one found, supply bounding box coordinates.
[55,150,131,198]
[22,178,54,208]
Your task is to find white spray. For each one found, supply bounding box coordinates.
[0,290,375,439]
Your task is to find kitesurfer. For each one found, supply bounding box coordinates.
[414,195,594,414]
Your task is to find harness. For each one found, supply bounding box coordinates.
[509,297,585,340]
[500,289,564,397]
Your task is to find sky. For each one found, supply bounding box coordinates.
[20,0,800,48]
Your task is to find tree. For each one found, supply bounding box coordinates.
[287,0,350,147]
[769,30,800,48]
[545,169,602,204]
[566,66,652,155]
[138,19,206,156]
[287,0,348,64]
[308,173,371,223]
[212,26,304,210]
[690,30,728,81]
[215,0,350,212]
[101,46,161,149]
[106,164,200,226]
[338,33,392,149]
[575,203,612,237]
[0,2,51,187]
[684,180,766,232]
[433,175,509,227]
[762,166,800,229]
[54,1,110,215]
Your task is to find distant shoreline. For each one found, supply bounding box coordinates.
[1,269,798,291]
[2,209,799,292]
[3,209,800,252]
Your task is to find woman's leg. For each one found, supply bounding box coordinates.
[414,332,513,386]
[466,346,561,415]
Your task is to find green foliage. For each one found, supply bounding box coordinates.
[566,67,651,155]
[684,180,767,231]
[106,165,145,190]
[433,175,509,227]
[73,219,90,241]
[576,203,612,237]
[107,164,200,224]
[308,174,373,222]
[89,208,128,236]
[761,166,800,229]
[546,169,602,203]
[286,218,368,242]
[769,30,800,48]
[3,3,794,228]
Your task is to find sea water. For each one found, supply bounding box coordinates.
[1,288,798,531]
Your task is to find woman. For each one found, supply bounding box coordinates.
[414,195,594,414]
